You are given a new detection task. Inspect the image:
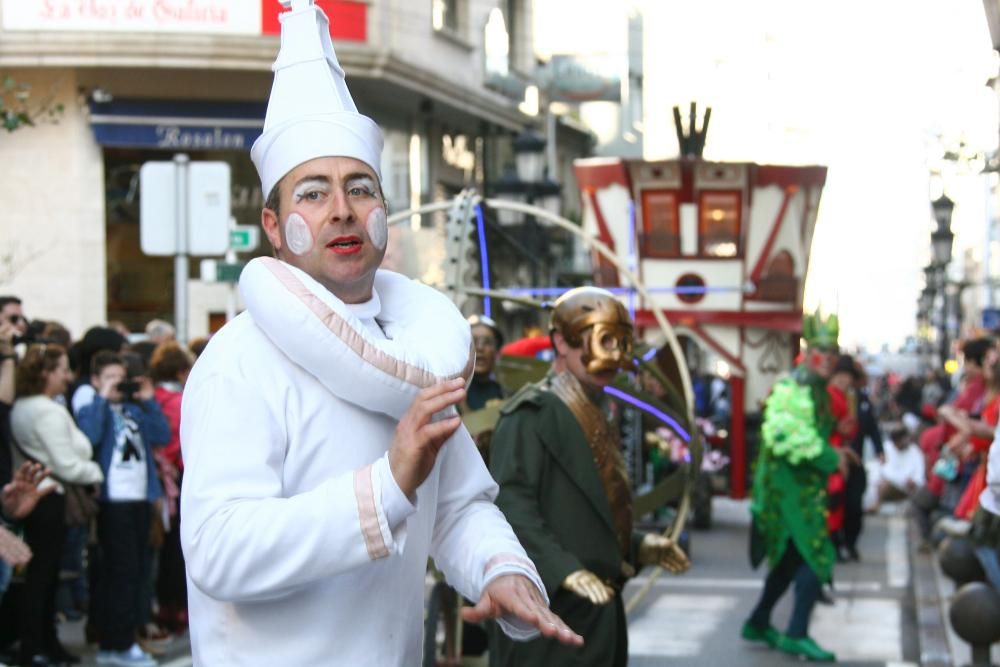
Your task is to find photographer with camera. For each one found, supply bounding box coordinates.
[0,297,27,345]
[10,344,105,666]
[76,351,170,667]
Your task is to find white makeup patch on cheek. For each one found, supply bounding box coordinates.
[366,206,388,251]
[284,213,314,255]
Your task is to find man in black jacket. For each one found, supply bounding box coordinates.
[842,360,884,561]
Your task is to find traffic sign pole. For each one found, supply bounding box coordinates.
[174,154,190,345]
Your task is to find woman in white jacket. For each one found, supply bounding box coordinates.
[11,344,103,667]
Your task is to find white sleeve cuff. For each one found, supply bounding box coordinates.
[373,454,417,539]
[482,555,548,642]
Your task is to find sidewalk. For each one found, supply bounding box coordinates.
[909,508,1000,666]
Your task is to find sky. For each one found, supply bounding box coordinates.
[535,0,999,352]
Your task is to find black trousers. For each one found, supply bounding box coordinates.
[843,462,867,550]
[19,493,66,658]
[97,501,150,652]
[748,540,821,639]
[156,476,186,616]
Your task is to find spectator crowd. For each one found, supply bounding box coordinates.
[0,295,203,667]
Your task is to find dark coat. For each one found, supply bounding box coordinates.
[488,382,639,667]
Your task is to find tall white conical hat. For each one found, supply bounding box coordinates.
[251,0,383,198]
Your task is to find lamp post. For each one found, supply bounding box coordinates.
[930,193,955,368]
[492,127,562,285]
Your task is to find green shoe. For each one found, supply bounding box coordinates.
[776,635,836,662]
[740,621,780,648]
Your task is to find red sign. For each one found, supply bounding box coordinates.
[261,0,366,42]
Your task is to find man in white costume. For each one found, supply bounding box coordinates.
[179,1,582,664]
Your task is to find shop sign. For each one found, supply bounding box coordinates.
[983,308,1000,331]
[442,135,475,179]
[91,122,262,150]
[537,54,621,103]
[1,0,366,40]
[2,0,259,34]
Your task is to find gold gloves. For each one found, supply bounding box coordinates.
[563,569,615,605]
[638,533,690,574]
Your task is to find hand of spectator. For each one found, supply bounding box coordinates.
[0,320,15,356]
[0,525,31,567]
[840,447,861,467]
[388,378,466,497]
[97,373,119,399]
[1,462,55,520]
[136,375,156,401]
[463,573,584,647]
[945,431,966,452]
[836,417,857,437]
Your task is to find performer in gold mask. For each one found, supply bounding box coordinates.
[488,287,689,667]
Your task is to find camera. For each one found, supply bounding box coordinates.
[116,380,141,400]
[12,333,54,346]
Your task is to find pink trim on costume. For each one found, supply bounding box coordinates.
[354,465,389,560]
[262,258,475,388]
[483,554,539,577]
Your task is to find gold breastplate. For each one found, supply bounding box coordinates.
[548,372,633,557]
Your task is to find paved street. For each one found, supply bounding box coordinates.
[624,498,918,667]
[45,498,916,666]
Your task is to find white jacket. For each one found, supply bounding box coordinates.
[181,259,542,666]
[10,395,103,493]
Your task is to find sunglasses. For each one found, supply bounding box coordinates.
[7,315,26,325]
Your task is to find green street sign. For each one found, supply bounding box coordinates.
[216,262,246,283]
[230,225,260,252]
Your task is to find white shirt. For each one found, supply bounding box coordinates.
[105,404,148,502]
[879,441,924,491]
[980,421,1000,515]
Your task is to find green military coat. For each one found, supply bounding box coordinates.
[750,366,839,583]
[488,381,640,667]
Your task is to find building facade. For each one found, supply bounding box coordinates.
[0,0,591,340]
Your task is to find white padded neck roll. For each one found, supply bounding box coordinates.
[239,257,475,420]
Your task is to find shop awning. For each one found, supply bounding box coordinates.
[88,98,266,151]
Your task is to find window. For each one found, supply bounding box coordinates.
[698,191,741,257]
[756,251,798,302]
[640,190,680,258]
[432,0,459,33]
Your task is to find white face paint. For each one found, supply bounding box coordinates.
[366,206,388,251]
[284,212,314,255]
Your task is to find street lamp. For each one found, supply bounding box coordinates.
[490,127,563,285]
[930,193,955,368]
[919,286,935,314]
[931,194,955,267]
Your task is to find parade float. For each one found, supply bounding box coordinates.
[573,106,827,501]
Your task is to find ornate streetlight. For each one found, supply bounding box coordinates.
[930,193,955,367]
[931,194,956,267]
[491,127,562,285]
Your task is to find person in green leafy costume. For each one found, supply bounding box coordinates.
[740,310,845,662]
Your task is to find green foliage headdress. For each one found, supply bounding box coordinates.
[802,309,839,349]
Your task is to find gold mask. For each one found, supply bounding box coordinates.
[550,287,634,374]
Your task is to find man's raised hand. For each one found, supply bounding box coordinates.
[388,378,466,497]
[462,574,584,647]
[1,462,55,520]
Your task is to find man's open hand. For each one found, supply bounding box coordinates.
[462,574,583,647]
[388,378,466,497]
[1,462,54,520]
